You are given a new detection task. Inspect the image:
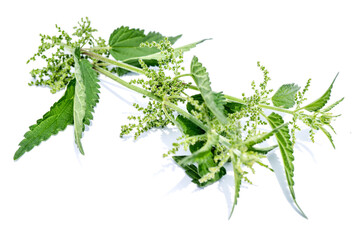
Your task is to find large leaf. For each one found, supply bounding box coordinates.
[303,73,338,112]
[80,61,101,127]
[73,48,87,154]
[272,83,300,109]
[190,58,228,124]
[266,112,307,218]
[72,48,101,154]
[14,80,75,160]
[109,26,181,73]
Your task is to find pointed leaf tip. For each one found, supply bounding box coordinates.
[13,80,76,160]
[190,56,228,125]
[304,73,339,112]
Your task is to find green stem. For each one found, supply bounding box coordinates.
[83,50,145,75]
[224,93,294,115]
[163,101,208,131]
[173,73,193,81]
[82,46,112,51]
[162,102,177,126]
[182,81,295,115]
[94,66,160,101]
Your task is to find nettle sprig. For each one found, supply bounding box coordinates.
[14,18,344,219]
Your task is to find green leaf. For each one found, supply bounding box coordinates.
[81,60,101,127]
[109,26,181,75]
[244,123,288,147]
[186,94,244,116]
[248,145,278,155]
[14,80,76,160]
[178,132,219,166]
[189,57,228,125]
[266,112,307,219]
[173,155,202,185]
[319,126,335,149]
[229,159,242,219]
[128,39,210,62]
[72,48,101,155]
[224,101,245,114]
[303,73,339,112]
[175,115,205,137]
[73,48,87,154]
[186,94,204,114]
[322,97,344,112]
[272,83,300,109]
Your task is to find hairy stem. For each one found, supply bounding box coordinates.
[224,94,294,115]
[83,50,145,75]
[94,66,160,101]
[82,46,112,51]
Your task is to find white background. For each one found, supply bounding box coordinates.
[1,0,359,239]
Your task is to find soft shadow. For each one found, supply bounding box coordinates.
[167,176,193,194]
[218,171,235,215]
[100,80,134,106]
[159,126,184,153]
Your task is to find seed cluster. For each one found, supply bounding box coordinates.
[28,17,107,93]
[120,39,190,139]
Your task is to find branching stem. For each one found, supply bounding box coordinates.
[84,50,145,75]
[89,50,295,116]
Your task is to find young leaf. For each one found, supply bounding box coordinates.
[266,112,307,219]
[244,123,288,147]
[109,26,181,68]
[190,56,228,125]
[14,80,76,160]
[322,97,344,112]
[272,83,300,109]
[303,73,339,112]
[319,126,336,149]
[247,145,278,155]
[229,156,242,219]
[73,48,87,154]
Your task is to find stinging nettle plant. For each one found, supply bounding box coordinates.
[14,17,344,219]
